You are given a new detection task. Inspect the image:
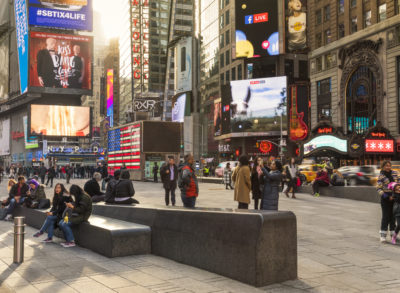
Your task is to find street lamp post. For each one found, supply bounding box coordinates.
[274,112,284,161]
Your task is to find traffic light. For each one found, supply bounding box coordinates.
[235,147,242,157]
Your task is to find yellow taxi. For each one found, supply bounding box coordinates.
[298,164,319,183]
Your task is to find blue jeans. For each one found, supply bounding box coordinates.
[6,197,25,215]
[181,194,196,208]
[58,220,74,242]
[40,215,58,238]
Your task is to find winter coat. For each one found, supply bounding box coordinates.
[181,164,199,197]
[224,168,232,185]
[232,165,251,204]
[9,183,29,198]
[48,167,56,178]
[104,178,118,203]
[160,164,178,190]
[39,166,47,177]
[315,170,330,184]
[29,185,46,201]
[84,178,104,197]
[115,179,135,198]
[261,168,282,211]
[377,170,400,198]
[251,170,263,200]
[50,192,74,219]
[70,192,92,225]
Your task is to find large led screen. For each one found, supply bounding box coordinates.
[14,0,29,94]
[106,69,114,127]
[235,0,279,58]
[30,104,90,137]
[172,93,186,123]
[226,77,287,133]
[29,31,92,94]
[286,0,307,52]
[28,0,93,31]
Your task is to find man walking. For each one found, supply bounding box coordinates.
[160,157,178,206]
[39,163,47,184]
[153,162,159,183]
[65,164,73,184]
[179,154,199,208]
[46,165,56,188]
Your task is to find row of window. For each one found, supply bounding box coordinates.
[220,64,242,84]
[220,9,230,29]
[220,49,230,68]
[220,30,230,49]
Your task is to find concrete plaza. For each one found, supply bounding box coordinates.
[0,178,400,292]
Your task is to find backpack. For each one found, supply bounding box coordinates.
[177,167,187,191]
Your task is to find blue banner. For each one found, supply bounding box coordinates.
[28,0,93,31]
[14,0,29,94]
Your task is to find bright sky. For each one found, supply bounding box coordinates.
[93,0,124,40]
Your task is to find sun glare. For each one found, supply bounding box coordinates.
[94,0,124,40]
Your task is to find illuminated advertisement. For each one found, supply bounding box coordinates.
[29,31,92,94]
[226,76,287,133]
[28,0,93,31]
[304,135,348,155]
[172,93,186,123]
[235,0,279,58]
[14,0,29,94]
[286,0,307,52]
[23,116,39,149]
[106,69,114,127]
[365,139,394,153]
[214,102,222,136]
[288,84,308,141]
[175,37,192,93]
[30,104,90,137]
[0,119,10,156]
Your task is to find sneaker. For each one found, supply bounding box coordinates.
[380,232,387,243]
[33,231,43,238]
[4,214,12,221]
[42,238,53,243]
[314,193,320,197]
[61,242,76,248]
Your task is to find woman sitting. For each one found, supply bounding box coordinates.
[58,185,92,248]
[33,183,73,242]
[25,179,46,208]
[311,166,330,197]
[114,170,139,204]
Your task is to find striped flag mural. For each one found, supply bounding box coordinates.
[108,123,141,170]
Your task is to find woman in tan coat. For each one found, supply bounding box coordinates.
[232,155,252,209]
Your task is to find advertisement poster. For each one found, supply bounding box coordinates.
[0,119,10,156]
[106,69,114,127]
[228,76,287,133]
[286,0,307,52]
[23,116,39,149]
[14,0,29,94]
[30,104,90,137]
[172,93,186,123]
[214,102,221,136]
[175,37,192,93]
[28,0,93,31]
[235,0,279,58]
[29,31,92,93]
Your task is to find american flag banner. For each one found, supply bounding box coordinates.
[108,123,141,170]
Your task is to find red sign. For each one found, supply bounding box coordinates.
[259,141,272,153]
[317,127,333,134]
[253,12,269,23]
[370,132,386,138]
[12,131,24,140]
[365,139,394,153]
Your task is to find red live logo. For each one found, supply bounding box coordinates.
[254,12,268,23]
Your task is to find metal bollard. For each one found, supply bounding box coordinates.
[13,217,25,264]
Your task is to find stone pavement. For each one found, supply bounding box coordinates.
[0,177,400,292]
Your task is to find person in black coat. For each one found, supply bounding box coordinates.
[84,172,105,203]
[251,157,264,210]
[46,166,56,187]
[153,162,159,183]
[114,170,138,204]
[68,45,84,89]
[2,176,29,220]
[39,163,47,185]
[36,38,60,88]
[160,157,178,206]
[104,170,121,204]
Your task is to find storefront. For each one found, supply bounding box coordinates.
[46,145,105,167]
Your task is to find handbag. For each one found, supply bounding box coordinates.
[296,177,301,187]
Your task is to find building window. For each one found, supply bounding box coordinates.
[397,0,400,15]
[220,0,224,9]
[338,0,345,14]
[351,0,356,8]
[316,57,322,71]
[324,5,330,21]
[220,33,224,49]
[325,29,332,45]
[325,54,333,69]
[379,4,387,22]
[231,67,236,81]
[220,73,224,84]
[220,53,224,68]
[220,14,224,28]
[225,49,230,65]
[225,10,230,25]
[317,78,332,121]
[338,23,345,38]
[285,59,294,82]
[299,60,308,80]
[238,64,242,79]
[316,9,322,25]
[364,10,371,28]
[181,47,186,72]
[351,17,357,33]
[225,30,230,46]
[316,33,322,48]
[226,0,229,5]
[225,70,230,82]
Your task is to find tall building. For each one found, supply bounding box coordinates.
[308,0,400,162]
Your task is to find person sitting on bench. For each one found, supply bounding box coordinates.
[104,170,121,204]
[84,172,105,203]
[2,176,29,221]
[114,170,139,204]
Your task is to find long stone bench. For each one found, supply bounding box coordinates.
[13,207,151,258]
[92,204,297,287]
[298,185,379,203]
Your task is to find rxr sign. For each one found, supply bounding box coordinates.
[134,99,157,112]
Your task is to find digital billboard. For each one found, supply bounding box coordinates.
[223,77,287,133]
[30,104,90,137]
[304,135,347,155]
[29,31,92,94]
[172,93,186,123]
[14,0,29,94]
[214,102,222,136]
[28,0,93,31]
[286,0,307,52]
[23,116,39,149]
[235,0,279,58]
[175,37,192,93]
[0,119,10,156]
[106,69,114,127]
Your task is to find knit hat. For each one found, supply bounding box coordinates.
[27,179,39,188]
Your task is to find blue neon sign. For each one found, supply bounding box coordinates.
[14,0,29,94]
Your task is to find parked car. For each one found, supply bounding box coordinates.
[337,165,378,186]
[298,164,319,183]
[215,161,238,178]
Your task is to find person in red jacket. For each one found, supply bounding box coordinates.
[179,154,199,208]
[311,166,330,197]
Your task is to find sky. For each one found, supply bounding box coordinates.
[93,0,123,40]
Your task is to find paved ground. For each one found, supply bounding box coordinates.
[0,177,400,292]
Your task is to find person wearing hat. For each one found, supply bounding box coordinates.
[25,179,47,208]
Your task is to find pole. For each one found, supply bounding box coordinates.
[13,217,25,263]
[280,113,283,161]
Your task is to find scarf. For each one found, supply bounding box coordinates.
[382,170,394,183]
